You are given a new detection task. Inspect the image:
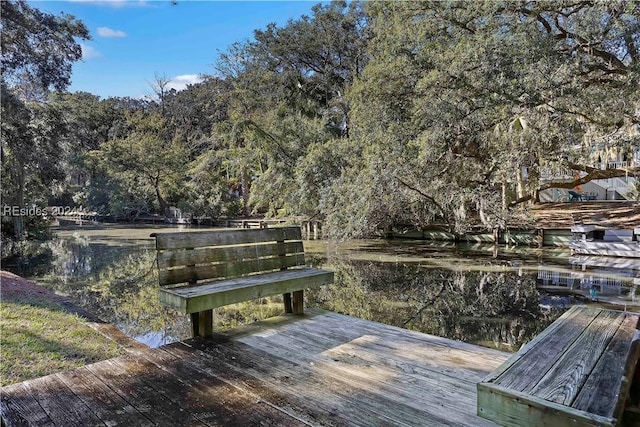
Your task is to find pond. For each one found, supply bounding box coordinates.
[6,224,640,352]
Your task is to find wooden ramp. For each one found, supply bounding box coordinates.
[1,310,509,426]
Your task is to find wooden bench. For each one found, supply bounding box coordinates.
[151,227,334,338]
[478,306,640,427]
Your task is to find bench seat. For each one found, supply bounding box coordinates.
[160,267,334,314]
[478,306,640,427]
[152,227,334,338]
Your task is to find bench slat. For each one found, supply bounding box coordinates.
[153,227,302,250]
[158,254,306,286]
[477,382,616,427]
[159,268,334,314]
[572,315,640,418]
[495,307,599,391]
[478,307,640,427]
[157,241,304,270]
[528,310,624,405]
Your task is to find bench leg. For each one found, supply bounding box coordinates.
[190,310,213,338]
[293,290,304,315]
[283,293,293,314]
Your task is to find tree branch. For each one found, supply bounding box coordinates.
[395,175,452,231]
[509,165,640,207]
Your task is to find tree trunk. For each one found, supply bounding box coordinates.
[13,163,26,239]
[155,176,169,219]
[241,167,250,217]
[516,167,525,200]
[501,180,507,211]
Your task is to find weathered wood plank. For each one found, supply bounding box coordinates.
[477,382,615,427]
[164,341,398,427]
[283,292,293,313]
[55,367,154,427]
[478,307,640,427]
[528,310,624,405]
[158,254,306,286]
[159,268,334,313]
[121,349,307,426]
[22,375,105,427]
[0,382,55,427]
[292,290,304,315]
[138,348,308,426]
[227,308,505,384]
[190,309,213,338]
[572,314,640,418]
[312,311,507,379]
[268,320,503,382]
[484,306,583,383]
[165,338,472,427]
[156,241,304,269]
[494,306,600,391]
[240,327,492,426]
[84,358,208,426]
[153,227,302,250]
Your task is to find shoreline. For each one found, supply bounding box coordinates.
[1,270,148,355]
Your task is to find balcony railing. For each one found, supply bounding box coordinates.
[540,158,639,182]
[596,161,637,170]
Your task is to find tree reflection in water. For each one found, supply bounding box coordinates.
[307,259,563,352]
[22,235,568,351]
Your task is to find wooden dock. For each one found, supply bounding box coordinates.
[1,309,509,426]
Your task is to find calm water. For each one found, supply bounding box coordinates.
[8,224,640,351]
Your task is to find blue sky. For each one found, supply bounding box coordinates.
[33,0,324,98]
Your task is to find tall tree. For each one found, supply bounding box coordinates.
[1,0,89,240]
[216,1,369,217]
[1,0,89,91]
[329,0,640,238]
[95,110,189,218]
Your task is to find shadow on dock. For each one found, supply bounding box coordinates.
[1,309,509,426]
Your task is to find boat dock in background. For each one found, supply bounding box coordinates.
[569,225,640,258]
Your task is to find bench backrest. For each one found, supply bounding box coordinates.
[152,227,305,287]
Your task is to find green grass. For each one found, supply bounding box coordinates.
[0,297,126,386]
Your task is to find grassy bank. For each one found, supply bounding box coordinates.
[0,271,127,386]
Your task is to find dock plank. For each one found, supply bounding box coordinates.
[223,312,502,426]
[278,312,505,379]
[2,311,510,427]
[164,339,451,426]
[162,340,384,427]
[84,358,208,426]
[23,375,105,427]
[55,367,155,427]
[572,314,640,418]
[494,307,599,391]
[529,310,624,405]
[137,347,308,426]
[0,382,55,427]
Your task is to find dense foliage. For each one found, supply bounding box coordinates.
[2,0,639,245]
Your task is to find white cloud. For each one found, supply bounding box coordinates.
[97,27,127,38]
[167,74,203,91]
[80,44,101,60]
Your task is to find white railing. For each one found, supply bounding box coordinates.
[597,161,632,170]
[537,267,625,294]
[599,176,636,190]
[537,269,577,287]
[539,169,578,182]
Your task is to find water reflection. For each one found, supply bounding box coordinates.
[307,259,558,352]
[23,229,191,347]
[12,227,640,352]
[537,258,638,302]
